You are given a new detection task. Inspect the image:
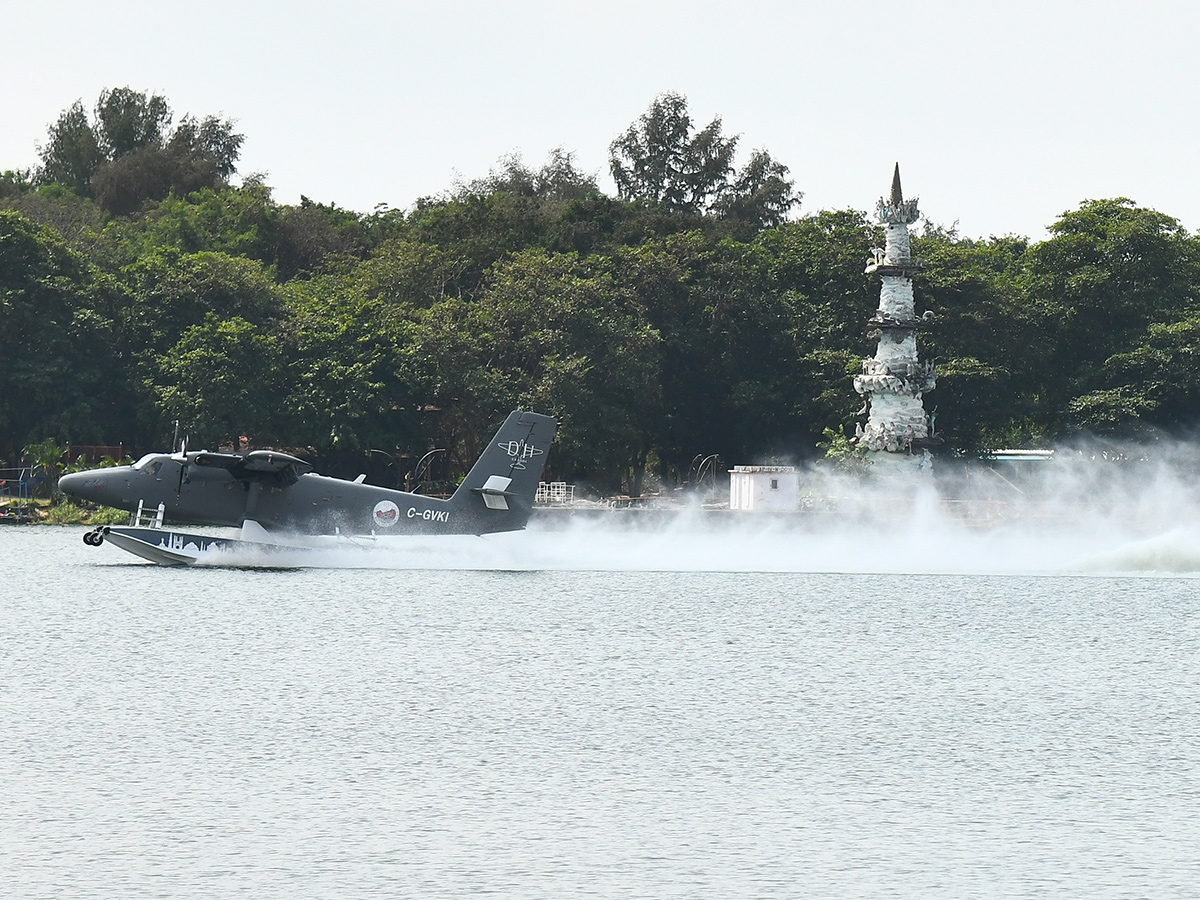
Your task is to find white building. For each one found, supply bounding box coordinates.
[729,466,799,511]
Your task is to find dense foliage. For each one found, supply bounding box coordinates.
[5,88,1200,492]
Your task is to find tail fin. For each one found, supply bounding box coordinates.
[448,410,558,533]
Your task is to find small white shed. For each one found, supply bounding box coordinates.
[728,465,798,511]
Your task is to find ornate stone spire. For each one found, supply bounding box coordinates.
[876,163,920,227]
[852,165,936,469]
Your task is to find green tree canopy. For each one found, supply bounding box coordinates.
[914,228,1044,451]
[1022,198,1200,433]
[280,275,421,453]
[36,87,244,216]
[36,100,103,195]
[19,81,1200,489]
[609,92,799,232]
[121,248,285,353]
[150,314,284,448]
[407,248,662,489]
[0,211,128,462]
[94,87,171,159]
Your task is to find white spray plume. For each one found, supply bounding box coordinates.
[198,437,1200,576]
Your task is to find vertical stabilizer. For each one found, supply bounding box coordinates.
[448,410,558,532]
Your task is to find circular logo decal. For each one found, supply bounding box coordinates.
[372,500,400,527]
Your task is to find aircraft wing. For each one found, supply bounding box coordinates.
[190,449,310,485]
[237,450,310,473]
[191,452,244,469]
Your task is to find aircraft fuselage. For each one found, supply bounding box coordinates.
[60,411,558,537]
[64,459,484,534]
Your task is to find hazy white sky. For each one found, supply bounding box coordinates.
[6,1,1198,240]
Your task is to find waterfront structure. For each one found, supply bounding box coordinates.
[729,465,798,511]
[852,164,936,469]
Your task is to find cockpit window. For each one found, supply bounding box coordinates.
[133,454,163,471]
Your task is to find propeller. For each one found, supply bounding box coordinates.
[175,436,189,494]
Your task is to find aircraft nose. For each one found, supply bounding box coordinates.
[59,468,128,506]
[59,471,86,498]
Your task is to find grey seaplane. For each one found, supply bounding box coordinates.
[59,410,557,566]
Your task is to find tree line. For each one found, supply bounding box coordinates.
[3,88,1200,493]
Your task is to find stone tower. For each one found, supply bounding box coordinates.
[852,164,936,468]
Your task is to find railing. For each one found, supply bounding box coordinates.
[535,482,575,506]
[0,467,32,499]
[0,468,33,521]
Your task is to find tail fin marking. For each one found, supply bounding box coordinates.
[448,410,558,533]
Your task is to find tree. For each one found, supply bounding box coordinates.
[36,87,244,215]
[94,87,171,159]
[610,92,736,214]
[1071,314,1200,435]
[0,182,105,252]
[168,114,244,180]
[406,191,547,300]
[150,314,284,449]
[91,145,184,217]
[407,249,662,491]
[459,148,600,204]
[913,229,1045,451]
[711,148,801,235]
[36,100,103,195]
[0,211,130,463]
[352,238,463,308]
[756,210,883,450]
[115,183,279,264]
[609,92,798,230]
[121,249,285,355]
[275,197,366,281]
[1021,199,1200,432]
[403,149,603,298]
[21,438,69,498]
[0,169,33,200]
[609,232,822,472]
[91,116,244,217]
[279,275,421,453]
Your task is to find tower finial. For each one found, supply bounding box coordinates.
[890,162,903,206]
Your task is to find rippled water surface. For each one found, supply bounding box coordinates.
[3,525,1199,898]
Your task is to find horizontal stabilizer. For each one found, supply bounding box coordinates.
[476,474,513,509]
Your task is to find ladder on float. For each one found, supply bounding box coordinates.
[130,500,166,528]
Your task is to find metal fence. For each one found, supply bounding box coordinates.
[535,482,575,506]
[0,467,34,521]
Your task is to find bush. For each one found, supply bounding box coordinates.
[43,500,128,525]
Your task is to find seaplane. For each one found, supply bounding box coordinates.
[59,410,557,566]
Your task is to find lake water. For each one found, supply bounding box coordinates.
[2,519,1198,898]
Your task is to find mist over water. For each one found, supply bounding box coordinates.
[201,439,1200,577]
